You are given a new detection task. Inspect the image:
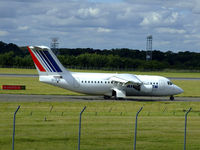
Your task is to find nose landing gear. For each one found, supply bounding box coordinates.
[170,95,174,101]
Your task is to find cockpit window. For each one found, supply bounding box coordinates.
[167,81,173,85]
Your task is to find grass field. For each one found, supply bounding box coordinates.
[1,68,200,78]
[0,77,82,95]
[0,101,200,150]
[0,68,200,150]
[0,68,37,74]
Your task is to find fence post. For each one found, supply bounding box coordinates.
[134,107,143,150]
[12,105,20,150]
[184,107,192,150]
[78,106,86,150]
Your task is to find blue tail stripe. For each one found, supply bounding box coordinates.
[40,51,56,72]
[36,50,52,72]
[43,50,62,72]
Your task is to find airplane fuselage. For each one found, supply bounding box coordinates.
[40,72,183,97]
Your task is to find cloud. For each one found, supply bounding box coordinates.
[156,27,186,34]
[0,30,9,36]
[77,7,100,18]
[18,26,29,31]
[140,12,162,26]
[0,0,200,52]
[140,11,179,27]
[97,27,112,33]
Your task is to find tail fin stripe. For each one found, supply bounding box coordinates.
[40,50,57,72]
[35,50,53,72]
[27,46,46,72]
[44,50,62,72]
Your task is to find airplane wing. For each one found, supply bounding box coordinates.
[106,74,143,98]
[107,74,142,86]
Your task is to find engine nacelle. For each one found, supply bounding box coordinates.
[140,84,152,93]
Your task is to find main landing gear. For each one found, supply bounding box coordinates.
[103,95,124,100]
[170,95,174,101]
[104,95,111,99]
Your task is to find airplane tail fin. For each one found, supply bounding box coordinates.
[28,46,76,87]
[27,46,67,76]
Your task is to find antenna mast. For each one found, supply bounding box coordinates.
[146,35,152,61]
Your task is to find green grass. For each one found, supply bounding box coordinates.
[0,68,37,74]
[0,68,200,78]
[0,101,200,150]
[172,80,200,97]
[0,77,82,95]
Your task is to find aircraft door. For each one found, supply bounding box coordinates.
[159,79,165,90]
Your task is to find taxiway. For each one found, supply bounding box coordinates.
[0,94,199,102]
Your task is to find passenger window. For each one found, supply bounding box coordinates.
[95,81,96,83]
[105,81,107,84]
[167,81,172,85]
[101,81,103,83]
[88,81,90,83]
[91,81,93,83]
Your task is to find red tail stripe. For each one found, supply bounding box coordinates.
[27,46,46,72]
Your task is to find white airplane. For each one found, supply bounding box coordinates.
[27,46,183,100]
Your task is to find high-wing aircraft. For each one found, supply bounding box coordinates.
[27,46,183,100]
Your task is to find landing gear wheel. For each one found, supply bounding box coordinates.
[104,95,111,99]
[114,96,123,100]
[170,96,174,101]
[112,90,118,100]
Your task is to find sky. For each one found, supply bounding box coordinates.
[0,0,200,52]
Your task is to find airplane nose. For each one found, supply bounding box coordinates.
[174,85,184,95]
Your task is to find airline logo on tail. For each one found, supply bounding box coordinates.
[27,46,62,72]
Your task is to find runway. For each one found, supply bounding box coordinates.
[0,94,200,102]
[0,74,200,80]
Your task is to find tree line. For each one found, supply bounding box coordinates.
[0,41,200,70]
